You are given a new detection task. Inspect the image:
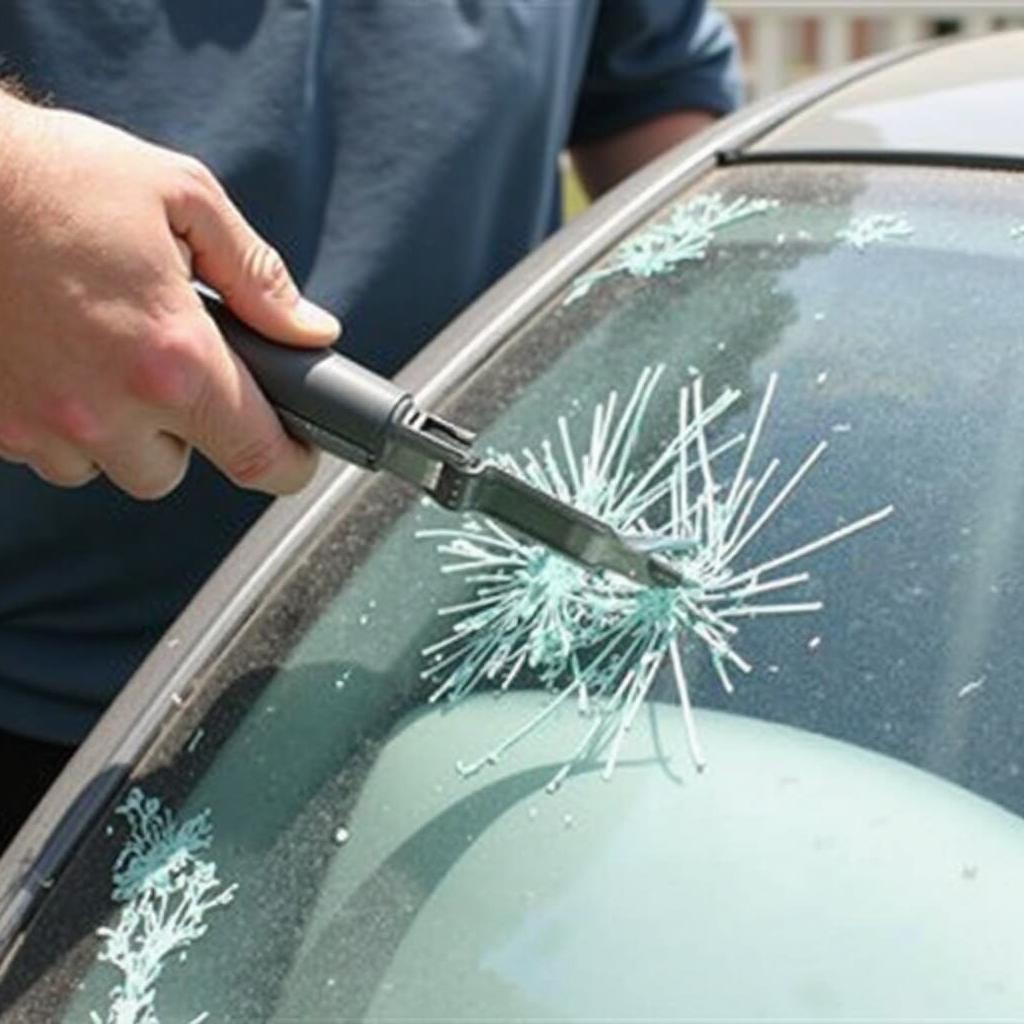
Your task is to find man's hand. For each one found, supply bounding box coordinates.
[0,92,341,499]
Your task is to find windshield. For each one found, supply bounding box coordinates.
[6,162,1024,1023]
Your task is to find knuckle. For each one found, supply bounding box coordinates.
[41,397,104,446]
[175,155,217,193]
[128,327,204,409]
[243,243,294,301]
[223,433,288,487]
[0,419,33,457]
[168,156,223,212]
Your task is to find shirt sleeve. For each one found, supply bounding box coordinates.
[570,1,743,145]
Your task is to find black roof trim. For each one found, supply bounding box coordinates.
[720,148,1024,175]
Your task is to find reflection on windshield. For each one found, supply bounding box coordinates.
[272,700,1024,1022]
[7,162,1024,1022]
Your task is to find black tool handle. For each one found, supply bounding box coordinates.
[202,294,412,467]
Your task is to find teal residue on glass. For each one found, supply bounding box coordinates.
[418,366,741,699]
[564,194,779,304]
[420,371,893,789]
[835,213,914,251]
[1011,225,1024,241]
[90,788,237,1024]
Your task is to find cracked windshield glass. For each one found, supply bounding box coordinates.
[8,161,1024,1023]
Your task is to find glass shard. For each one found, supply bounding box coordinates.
[564,194,778,304]
[836,213,913,251]
[420,369,893,789]
[90,789,237,1024]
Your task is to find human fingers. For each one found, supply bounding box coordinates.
[0,407,98,486]
[23,444,100,488]
[91,430,191,501]
[165,159,340,348]
[178,308,319,495]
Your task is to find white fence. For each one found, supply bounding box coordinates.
[717,4,1023,98]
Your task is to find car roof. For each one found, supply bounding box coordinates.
[743,30,1024,167]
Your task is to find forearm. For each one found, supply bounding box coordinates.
[570,109,718,200]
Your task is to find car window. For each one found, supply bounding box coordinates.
[7,162,1024,1023]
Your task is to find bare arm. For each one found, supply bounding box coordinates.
[0,86,339,498]
[570,109,717,200]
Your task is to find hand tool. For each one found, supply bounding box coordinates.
[204,295,683,589]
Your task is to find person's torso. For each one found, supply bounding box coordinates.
[0,0,597,739]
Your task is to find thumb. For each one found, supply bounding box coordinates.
[166,160,340,348]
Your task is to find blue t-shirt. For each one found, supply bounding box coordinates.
[0,1,740,743]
